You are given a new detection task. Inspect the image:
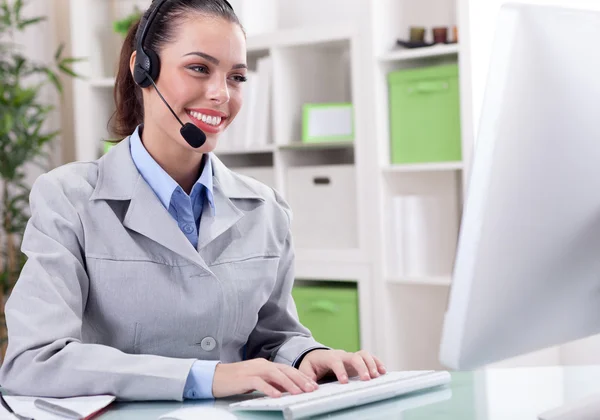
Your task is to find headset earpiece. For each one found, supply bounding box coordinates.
[134,48,160,88]
[133,0,167,88]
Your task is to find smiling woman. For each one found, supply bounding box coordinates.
[0,0,385,404]
[112,0,248,184]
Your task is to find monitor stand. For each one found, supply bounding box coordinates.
[539,393,600,420]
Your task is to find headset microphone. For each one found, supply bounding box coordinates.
[143,69,207,148]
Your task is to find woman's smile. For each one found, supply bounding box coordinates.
[186,108,228,134]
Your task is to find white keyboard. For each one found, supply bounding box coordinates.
[229,370,451,419]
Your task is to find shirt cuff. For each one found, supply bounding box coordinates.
[293,347,330,369]
[183,360,220,399]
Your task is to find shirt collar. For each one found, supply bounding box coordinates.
[129,125,215,211]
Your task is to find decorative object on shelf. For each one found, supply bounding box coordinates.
[409,26,426,42]
[113,6,142,37]
[397,25,458,49]
[0,0,81,358]
[432,27,448,44]
[302,103,354,144]
[387,63,462,164]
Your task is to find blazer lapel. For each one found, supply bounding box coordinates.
[197,155,265,251]
[123,176,211,271]
[90,137,210,272]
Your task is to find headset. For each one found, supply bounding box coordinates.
[132,0,234,148]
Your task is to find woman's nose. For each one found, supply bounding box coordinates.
[207,76,230,104]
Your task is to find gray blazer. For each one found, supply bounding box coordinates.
[0,137,324,401]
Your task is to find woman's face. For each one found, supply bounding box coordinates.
[135,13,247,153]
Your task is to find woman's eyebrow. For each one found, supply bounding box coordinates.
[183,51,247,69]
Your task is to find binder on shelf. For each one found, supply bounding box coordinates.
[215,56,273,154]
[391,194,458,278]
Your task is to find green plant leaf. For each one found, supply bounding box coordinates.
[17,16,45,30]
[54,42,65,61]
[13,0,23,19]
[2,112,12,134]
[44,68,62,93]
[59,57,86,64]
[1,1,11,27]
[58,63,78,78]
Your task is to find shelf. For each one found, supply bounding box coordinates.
[296,248,367,265]
[215,142,354,155]
[215,144,276,155]
[379,44,459,62]
[387,276,452,287]
[295,250,370,282]
[246,22,354,52]
[89,77,116,88]
[383,161,463,173]
[279,141,354,151]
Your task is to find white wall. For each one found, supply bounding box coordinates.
[464,0,600,367]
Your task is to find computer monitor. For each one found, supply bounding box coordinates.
[440,3,600,370]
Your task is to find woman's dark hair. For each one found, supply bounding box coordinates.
[110,0,243,139]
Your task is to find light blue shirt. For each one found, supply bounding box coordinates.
[129,126,219,399]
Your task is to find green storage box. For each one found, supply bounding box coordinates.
[104,141,116,154]
[292,282,360,352]
[388,63,462,164]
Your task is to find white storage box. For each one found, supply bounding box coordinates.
[286,165,358,249]
[233,167,277,190]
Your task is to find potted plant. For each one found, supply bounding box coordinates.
[0,0,81,358]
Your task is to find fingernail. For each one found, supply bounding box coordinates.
[341,375,348,382]
[381,366,387,373]
[305,382,313,391]
[373,369,380,376]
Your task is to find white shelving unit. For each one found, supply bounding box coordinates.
[379,43,459,62]
[68,0,471,372]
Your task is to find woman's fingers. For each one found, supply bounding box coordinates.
[265,368,304,395]
[251,377,282,398]
[372,354,387,374]
[346,352,371,380]
[358,351,380,378]
[279,364,318,392]
[329,357,350,383]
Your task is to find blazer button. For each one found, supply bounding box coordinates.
[200,337,217,351]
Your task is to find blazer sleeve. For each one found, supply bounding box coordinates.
[245,191,329,366]
[0,173,196,401]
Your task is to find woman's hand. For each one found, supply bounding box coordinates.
[298,349,386,383]
[212,359,319,398]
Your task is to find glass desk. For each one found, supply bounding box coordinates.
[96,365,600,419]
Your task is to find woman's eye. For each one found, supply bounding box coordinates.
[230,75,248,83]
[188,65,209,74]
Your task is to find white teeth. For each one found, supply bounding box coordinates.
[189,111,222,126]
